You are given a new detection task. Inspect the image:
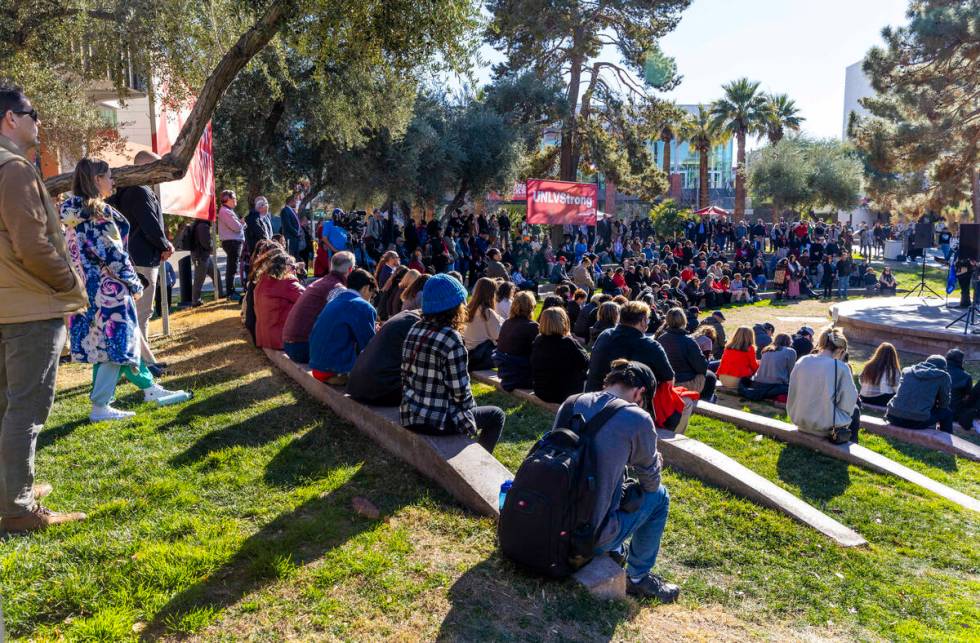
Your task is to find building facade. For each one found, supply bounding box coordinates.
[842,60,873,140]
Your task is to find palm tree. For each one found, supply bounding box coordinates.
[764,93,804,146]
[658,102,687,178]
[710,78,768,218]
[680,105,728,209]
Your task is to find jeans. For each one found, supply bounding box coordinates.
[91,361,154,406]
[941,244,951,261]
[754,274,767,289]
[0,318,65,518]
[283,341,310,364]
[738,380,788,402]
[596,485,670,578]
[859,393,893,407]
[888,407,954,433]
[837,277,849,298]
[221,240,243,296]
[407,405,506,453]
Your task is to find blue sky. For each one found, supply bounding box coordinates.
[468,0,910,146]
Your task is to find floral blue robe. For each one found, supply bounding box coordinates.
[60,196,144,365]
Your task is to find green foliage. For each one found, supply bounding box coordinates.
[749,137,863,214]
[647,199,691,237]
[850,0,979,218]
[710,78,769,141]
[762,93,804,145]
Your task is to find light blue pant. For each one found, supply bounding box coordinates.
[91,361,154,407]
[596,485,670,578]
[837,277,849,298]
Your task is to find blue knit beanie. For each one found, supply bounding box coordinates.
[422,274,467,314]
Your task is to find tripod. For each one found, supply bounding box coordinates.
[946,273,980,334]
[904,253,942,299]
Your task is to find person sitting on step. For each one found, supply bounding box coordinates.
[308,269,378,385]
[787,327,860,444]
[858,342,902,406]
[945,348,972,417]
[556,359,679,603]
[347,307,421,407]
[530,307,589,404]
[493,290,539,391]
[281,250,354,363]
[738,333,796,402]
[655,307,717,402]
[885,354,954,434]
[715,326,759,389]
[401,274,505,453]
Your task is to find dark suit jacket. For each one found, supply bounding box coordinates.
[108,185,168,267]
[280,205,300,241]
[245,209,272,253]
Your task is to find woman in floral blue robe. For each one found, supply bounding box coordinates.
[61,159,189,422]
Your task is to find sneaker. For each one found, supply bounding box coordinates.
[89,405,136,423]
[325,373,349,386]
[626,573,680,603]
[972,420,980,435]
[143,384,193,406]
[33,482,53,500]
[608,545,628,568]
[0,505,86,533]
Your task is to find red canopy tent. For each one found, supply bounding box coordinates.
[693,205,730,218]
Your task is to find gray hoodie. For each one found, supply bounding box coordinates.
[886,355,952,423]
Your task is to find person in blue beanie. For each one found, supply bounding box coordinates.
[308,269,378,385]
[401,274,506,452]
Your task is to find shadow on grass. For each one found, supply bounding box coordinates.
[139,465,423,640]
[154,374,283,434]
[37,418,90,450]
[437,557,633,642]
[776,444,850,503]
[169,402,305,466]
[878,435,958,472]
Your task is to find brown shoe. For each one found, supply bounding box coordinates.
[34,482,53,500]
[1,505,86,533]
[325,373,349,386]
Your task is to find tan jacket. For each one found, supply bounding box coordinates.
[571,263,594,290]
[0,135,87,323]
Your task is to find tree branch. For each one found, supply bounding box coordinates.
[43,0,295,195]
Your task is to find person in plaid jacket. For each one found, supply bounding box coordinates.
[401,274,505,452]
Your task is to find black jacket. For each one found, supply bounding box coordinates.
[496,316,538,357]
[108,185,168,267]
[791,334,813,361]
[586,325,675,392]
[574,302,597,340]
[245,209,273,254]
[656,327,708,383]
[531,334,589,404]
[191,220,213,260]
[348,309,421,404]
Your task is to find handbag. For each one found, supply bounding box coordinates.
[828,359,852,444]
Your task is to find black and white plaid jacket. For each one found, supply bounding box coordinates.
[400,320,476,437]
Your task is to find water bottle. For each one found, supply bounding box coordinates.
[499,480,513,511]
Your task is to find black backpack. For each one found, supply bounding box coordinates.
[498,394,628,578]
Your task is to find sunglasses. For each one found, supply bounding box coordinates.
[13,108,38,122]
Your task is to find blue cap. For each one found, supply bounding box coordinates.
[422,273,468,314]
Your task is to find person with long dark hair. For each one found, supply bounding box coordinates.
[859,343,902,406]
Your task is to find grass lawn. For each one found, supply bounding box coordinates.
[1,303,977,641]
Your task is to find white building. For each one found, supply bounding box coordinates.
[842,60,874,140]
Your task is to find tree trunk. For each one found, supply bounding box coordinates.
[735,129,747,219]
[699,143,709,209]
[559,39,585,183]
[662,133,672,177]
[446,181,468,218]
[44,0,295,195]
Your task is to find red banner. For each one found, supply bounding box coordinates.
[153,86,215,221]
[526,179,598,226]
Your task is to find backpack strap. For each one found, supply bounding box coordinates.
[554,393,587,430]
[579,397,631,438]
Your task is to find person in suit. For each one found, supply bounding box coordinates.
[280,192,303,260]
[244,196,274,279]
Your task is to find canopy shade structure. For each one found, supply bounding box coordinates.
[693,205,730,217]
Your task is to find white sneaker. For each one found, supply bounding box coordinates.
[972,420,980,435]
[143,384,192,406]
[89,405,135,423]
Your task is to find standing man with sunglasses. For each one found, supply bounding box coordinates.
[0,86,88,532]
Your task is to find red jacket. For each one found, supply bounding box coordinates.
[717,347,759,378]
[282,272,347,343]
[255,276,305,349]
